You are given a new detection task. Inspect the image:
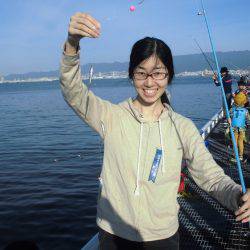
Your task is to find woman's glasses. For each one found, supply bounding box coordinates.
[134,71,168,80]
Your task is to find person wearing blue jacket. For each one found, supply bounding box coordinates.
[229,92,249,161]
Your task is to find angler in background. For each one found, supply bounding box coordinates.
[213,66,233,113]
[228,92,250,162]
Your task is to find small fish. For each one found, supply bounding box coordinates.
[89,65,94,85]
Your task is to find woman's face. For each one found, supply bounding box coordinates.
[133,55,169,106]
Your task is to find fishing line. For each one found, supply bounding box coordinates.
[194,38,215,74]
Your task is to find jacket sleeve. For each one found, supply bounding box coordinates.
[182,119,241,212]
[60,51,113,138]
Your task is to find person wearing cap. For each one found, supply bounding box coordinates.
[233,76,249,108]
[235,76,248,94]
[228,92,250,161]
[213,67,233,111]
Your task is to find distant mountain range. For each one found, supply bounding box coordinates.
[3,50,250,80]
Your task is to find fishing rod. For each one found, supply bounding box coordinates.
[198,0,247,203]
[194,38,215,74]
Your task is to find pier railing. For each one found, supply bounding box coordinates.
[200,108,224,139]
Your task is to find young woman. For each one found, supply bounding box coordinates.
[60,12,250,250]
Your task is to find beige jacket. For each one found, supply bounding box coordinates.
[60,52,241,242]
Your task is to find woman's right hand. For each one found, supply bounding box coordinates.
[66,12,101,54]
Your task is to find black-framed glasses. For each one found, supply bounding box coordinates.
[133,71,169,80]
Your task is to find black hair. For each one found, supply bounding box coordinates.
[128,37,174,105]
[220,66,229,73]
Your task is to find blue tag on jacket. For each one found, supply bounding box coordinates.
[148,149,162,183]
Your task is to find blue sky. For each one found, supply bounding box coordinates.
[0,0,249,75]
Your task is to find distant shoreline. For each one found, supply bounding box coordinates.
[0,69,249,84]
[1,50,250,83]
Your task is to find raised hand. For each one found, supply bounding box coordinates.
[65,12,101,54]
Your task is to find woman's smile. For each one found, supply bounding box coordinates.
[143,88,158,97]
